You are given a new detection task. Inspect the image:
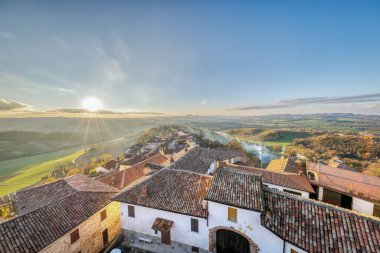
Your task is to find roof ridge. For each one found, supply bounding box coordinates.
[265,187,380,223]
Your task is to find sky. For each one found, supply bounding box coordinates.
[0,0,380,116]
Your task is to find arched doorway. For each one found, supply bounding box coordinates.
[216,229,249,253]
[209,227,260,253]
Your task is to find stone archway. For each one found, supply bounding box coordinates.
[209,226,260,253]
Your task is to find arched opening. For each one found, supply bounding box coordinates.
[216,229,249,253]
[209,227,260,253]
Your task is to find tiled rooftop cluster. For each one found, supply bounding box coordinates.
[112,169,212,218]
[168,146,243,174]
[0,174,118,253]
[262,188,380,253]
[206,167,264,211]
[227,164,315,193]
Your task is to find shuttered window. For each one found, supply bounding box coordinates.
[100,209,107,221]
[228,207,237,222]
[191,218,199,232]
[373,204,380,217]
[128,205,135,217]
[291,249,299,253]
[70,228,80,244]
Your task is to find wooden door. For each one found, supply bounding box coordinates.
[161,231,171,245]
[102,228,109,246]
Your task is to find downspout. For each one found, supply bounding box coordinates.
[283,239,286,253]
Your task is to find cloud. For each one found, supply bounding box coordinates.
[0,98,28,111]
[233,92,380,110]
[56,87,75,93]
[201,100,208,106]
[0,31,15,40]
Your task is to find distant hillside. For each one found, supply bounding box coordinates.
[285,134,380,168]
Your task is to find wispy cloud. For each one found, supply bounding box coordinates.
[0,98,29,111]
[233,92,380,110]
[0,31,15,40]
[47,108,163,115]
[200,100,208,106]
[56,87,75,93]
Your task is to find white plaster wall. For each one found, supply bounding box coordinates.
[352,197,374,216]
[285,242,308,253]
[265,183,309,198]
[208,201,284,253]
[230,156,241,164]
[120,203,209,250]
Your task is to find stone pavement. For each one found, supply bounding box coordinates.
[110,230,208,253]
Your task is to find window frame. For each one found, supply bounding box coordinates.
[190,218,199,233]
[128,205,135,217]
[227,207,237,222]
[70,228,80,245]
[100,209,107,221]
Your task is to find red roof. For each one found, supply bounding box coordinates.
[99,153,168,190]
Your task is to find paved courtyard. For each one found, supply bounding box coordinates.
[109,230,208,253]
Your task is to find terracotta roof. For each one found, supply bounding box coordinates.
[15,174,117,215]
[102,160,117,170]
[262,188,380,253]
[168,146,242,174]
[99,153,168,190]
[308,162,380,203]
[206,168,264,212]
[120,151,158,166]
[227,164,315,193]
[112,169,212,218]
[0,192,114,253]
[267,158,305,174]
[151,218,173,233]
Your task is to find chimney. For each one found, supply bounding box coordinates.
[298,171,303,176]
[201,200,208,210]
[142,186,148,198]
[159,147,164,155]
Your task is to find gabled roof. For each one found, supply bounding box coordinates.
[99,153,168,190]
[168,146,242,174]
[308,162,380,203]
[0,191,114,253]
[206,167,264,212]
[112,169,212,218]
[267,158,305,174]
[262,188,380,253]
[227,164,315,193]
[15,174,117,215]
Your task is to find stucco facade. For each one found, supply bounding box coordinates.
[265,183,309,198]
[120,203,209,250]
[41,201,121,253]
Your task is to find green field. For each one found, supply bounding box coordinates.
[0,148,84,195]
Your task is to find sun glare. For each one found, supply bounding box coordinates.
[81,97,103,112]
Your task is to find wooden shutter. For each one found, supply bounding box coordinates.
[228,207,237,222]
[374,204,380,217]
[128,205,135,217]
[191,218,199,232]
[70,228,80,244]
[102,228,109,246]
[100,209,107,221]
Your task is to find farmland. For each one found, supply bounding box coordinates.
[0,148,84,195]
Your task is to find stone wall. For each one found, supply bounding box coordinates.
[41,201,120,253]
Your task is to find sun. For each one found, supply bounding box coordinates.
[81,97,103,112]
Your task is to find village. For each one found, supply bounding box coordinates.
[0,129,380,253]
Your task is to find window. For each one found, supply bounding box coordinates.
[284,189,302,196]
[70,228,80,244]
[228,207,237,222]
[102,228,109,246]
[100,209,107,221]
[192,246,199,252]
[291,249,299,253]
[191,218,199,232]
[128,205,135,217]
[373,204,380,217]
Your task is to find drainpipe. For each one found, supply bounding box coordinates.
[283,239,286,253]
